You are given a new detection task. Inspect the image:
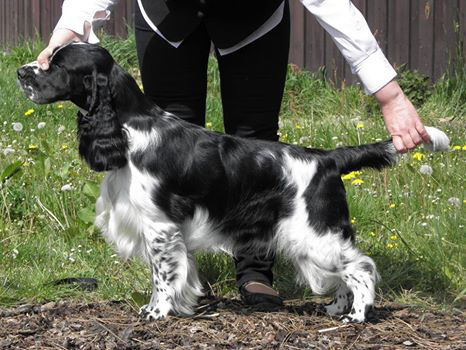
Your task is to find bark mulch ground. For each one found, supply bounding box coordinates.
[0,298,464,349]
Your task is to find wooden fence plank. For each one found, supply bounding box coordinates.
[411,0,434,77]
[388,0,411,67]
[126,0,135,28]
[460,0,466,59]
[304,10,325,73]
[433,0,457,80]
[40,0,50,42]
[289,0,305,68]
[31,0,41,38]
[113,1,126,37]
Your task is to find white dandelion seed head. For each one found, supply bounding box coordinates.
[3,147,14,156]
[419,164,433,175]
[61,184,73,192]
[447,197,461,207]
[57,125,65,134]
[37,122,46,129]
[12,122,23,132]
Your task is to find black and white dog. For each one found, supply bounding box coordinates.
[17,43,449,322]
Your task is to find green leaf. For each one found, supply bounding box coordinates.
[77,206,95,224]
[1,161,23,182]
[58,162,70,179]
[82,181,100,199]
[43,158,51,178]
[41,139,51,155]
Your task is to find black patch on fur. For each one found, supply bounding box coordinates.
[360,262,374,274]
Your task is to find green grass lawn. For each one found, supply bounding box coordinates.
[0,35,465,310]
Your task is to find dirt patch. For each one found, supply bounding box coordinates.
[0,298,464,349]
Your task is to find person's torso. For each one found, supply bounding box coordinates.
[135,0,284,49]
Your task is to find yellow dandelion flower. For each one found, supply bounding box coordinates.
[341,174,355,180]
[389,203,396,208]
[356,122,365,129]
[61,144,68,150]
[452,145,461,151]
[28,144,38,150]
[351,217,356,224]
[462,145,466,151]
[295,123,302,129]
[390,234,398,240]
[57,104,64,109]
[352,178,364,186]
[24,108,35,116]
[206,122,213,128]
[412,152,425,161]
[369,231,376,237]
[341,171,362,181]
[387,243,394,249]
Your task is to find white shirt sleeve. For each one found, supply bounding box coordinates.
[300,0,397,94]
[54,0,119,44]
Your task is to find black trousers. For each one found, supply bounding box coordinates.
[135,2,290,288]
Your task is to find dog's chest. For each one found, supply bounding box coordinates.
[95,162,167,258]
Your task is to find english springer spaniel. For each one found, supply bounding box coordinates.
[17,43,449,323]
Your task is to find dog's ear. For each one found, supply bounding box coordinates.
[78,70,128,172]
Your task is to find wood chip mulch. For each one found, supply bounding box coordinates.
[0,298,464,349]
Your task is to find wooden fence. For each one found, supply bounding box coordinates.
[1,0,464,85]
[289,0,465,85]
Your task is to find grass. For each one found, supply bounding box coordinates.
[0,34,465,310]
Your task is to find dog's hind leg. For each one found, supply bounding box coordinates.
[139,223,203,320]
[282,232,378,323]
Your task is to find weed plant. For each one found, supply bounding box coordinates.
[0,34,464,309]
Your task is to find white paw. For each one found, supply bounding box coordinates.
[340,313,366,323]
[139,304,169,321]
[339,305,373,323]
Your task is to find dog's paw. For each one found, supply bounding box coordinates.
[324,293,353,316]
[324,302,346,316]
[139,304,168,321]
[339,305,373,323]
[340,313,365,323]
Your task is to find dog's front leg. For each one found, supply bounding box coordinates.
[139,223,201,320]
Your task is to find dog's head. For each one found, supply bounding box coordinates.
[17,43,119,109]
[17,43,134,172]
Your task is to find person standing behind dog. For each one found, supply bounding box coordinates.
[38,0,431,305]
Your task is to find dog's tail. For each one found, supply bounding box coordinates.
[328,126,450,175]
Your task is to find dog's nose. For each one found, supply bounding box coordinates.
[17,67,27,79]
